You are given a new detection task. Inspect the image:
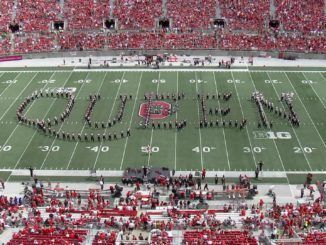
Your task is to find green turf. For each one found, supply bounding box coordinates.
[0,69,325,175]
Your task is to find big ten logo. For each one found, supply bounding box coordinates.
[253,131,292,140]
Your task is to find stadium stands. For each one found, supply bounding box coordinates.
[183,230,258,244]
[275,0,325,34]
[14,34,55,54]
[8,228,88,245]
[64,0,110,30]
[0,0,324,54]
[166,0,216,30]
[219,0,270,31]
[113,0,162,29]
[2,176,326,244]
[59,32,106,51]
[16,0,61,32]
[0,37,11,55]
[0,0,14,33]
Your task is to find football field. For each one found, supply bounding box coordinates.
[0,68,325,178]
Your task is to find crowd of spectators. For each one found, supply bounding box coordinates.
[219,32,326,53]
[219,0,270,31]
[166,0,216,30]
[113,0,162,30]
[0,0,14,32]
[64,0,110,30]
[14,34,56,54]
[0,0,325,54]
[275,0,325,34]
[58,32,106,51]
[107,31,217,49]
[0,36,11,55]
[16,0,61,32]
[0,172,324,244]
[183,230,257,244]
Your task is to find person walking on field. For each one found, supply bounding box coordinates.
[255,167,259,179]
[258,160,264,171]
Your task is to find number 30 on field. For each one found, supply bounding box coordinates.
[39,146,60,152]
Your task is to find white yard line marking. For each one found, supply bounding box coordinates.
[0,72,16,97]
[284,72,326,150]
[266,72,313,171]
[39,72,90,170]
[194,71,204,170]
[92,72,125,170]
[213,72,231,170]
[147,72,161,166]
[65,72,108,170]
[174,72,179,171]
[119,72,143,170]
[248,71,293,195]
[0,72,39,121]
[11,72,72,171]
[230,71,257,168]
[302,72,326,110]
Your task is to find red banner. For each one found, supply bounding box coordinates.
[0,55,22,62]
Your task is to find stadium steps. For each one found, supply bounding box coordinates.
[216,1,222,18]
[162,0,167,17]
[11,0,18,21]
[10,34,15,54]
[110,0,115,18]
[59,0,65,19]
[270,0,276,19]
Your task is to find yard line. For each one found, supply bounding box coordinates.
[284,72,326,150]
[266,72,312,171]
[65,72,109,170]
[120,72,143,170]
[248,71,293,195]
[174,72,179,171]
[0,72,15,97]
[147,72,161,166]
[194,71,204,170]
[302,72,326,110]
[39,72,91,170]
[230,71,257,168]
[92,72,126,170]
[12,72,73,170]
[0,72,39,121]
[212,72,230,170]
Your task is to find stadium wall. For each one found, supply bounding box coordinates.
[19,50,326,60]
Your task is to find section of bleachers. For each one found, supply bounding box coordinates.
[0,0,14,32]
[16,0,61,32]
[166,0,216,30]
[14,34,55,54]
[8,228,87,245]
[183,230,258,244]
[113,0,162,29]
[219,0,270,31]
[275,0,325,34]
[64,0,110,30]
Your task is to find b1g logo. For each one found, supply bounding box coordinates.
[253,131,292,140]
[138,101,171,120]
